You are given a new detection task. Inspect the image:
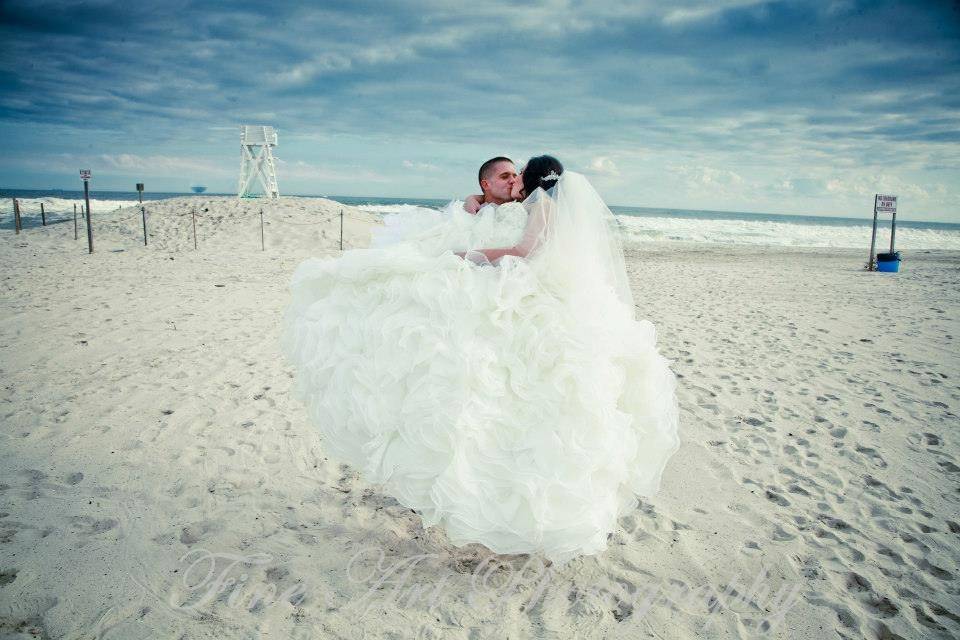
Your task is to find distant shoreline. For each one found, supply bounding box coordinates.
[2,187,957,229]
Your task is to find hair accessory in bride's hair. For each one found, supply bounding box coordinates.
[541,171,560,182]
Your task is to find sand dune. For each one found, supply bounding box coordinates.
[0,197,958,639]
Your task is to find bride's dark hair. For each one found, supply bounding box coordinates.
[522,155,564,196]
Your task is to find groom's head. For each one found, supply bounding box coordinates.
[478,157,517,205]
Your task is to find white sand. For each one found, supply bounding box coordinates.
[1,196,958,639]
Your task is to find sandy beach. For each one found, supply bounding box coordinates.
[1,196,958,639]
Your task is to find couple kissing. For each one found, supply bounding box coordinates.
[463,155,564,215]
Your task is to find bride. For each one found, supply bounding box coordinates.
[280,155,680,567]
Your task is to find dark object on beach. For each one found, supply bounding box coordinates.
[876,251,901,273]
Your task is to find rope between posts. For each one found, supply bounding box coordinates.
[5,199,385,251]
[258,211,373,225]
[5,204,375,222]
[93,210,138,220]
[165,210,262,220]
[266,218,330,226]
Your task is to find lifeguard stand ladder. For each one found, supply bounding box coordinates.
[238,125,280,199]
[866,194,897,271]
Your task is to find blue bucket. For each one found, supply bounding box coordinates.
[877,251,901,273]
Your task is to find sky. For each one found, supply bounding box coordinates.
[1,0,958,221]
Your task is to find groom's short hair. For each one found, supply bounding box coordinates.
[478,156,513,187]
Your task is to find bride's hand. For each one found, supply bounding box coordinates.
[463,195,484,214]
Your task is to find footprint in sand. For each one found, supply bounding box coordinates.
[854,445,887,468]
[936,460,960,473]
[764,488,791,508]
[69,515,119,535]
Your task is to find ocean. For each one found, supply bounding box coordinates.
[2,188,958,251]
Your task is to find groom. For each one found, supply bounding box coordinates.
[464,156,519,214]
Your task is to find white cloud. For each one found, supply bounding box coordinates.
[587,156,621,177]
[95,153,231,177]
[662,0,771,25]
[276,159,390,183]
[402,160,439,171]
[676,164,744,188]
[272,26,469,87]
[275,53,352,86]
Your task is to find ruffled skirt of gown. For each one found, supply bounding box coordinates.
[280,215,680,567]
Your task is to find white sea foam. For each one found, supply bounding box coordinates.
[3,197,143,216]
[615,215,960,250]
[356,203,441,216]
[357,202,960,251]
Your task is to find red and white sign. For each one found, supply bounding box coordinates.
[79,169,92,181]
[875,194,897,214]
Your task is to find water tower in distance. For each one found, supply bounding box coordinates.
[238,125,280,199]
[191,185,207,194]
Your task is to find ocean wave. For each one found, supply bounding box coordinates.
[4,196,142,215]
[615,215,960,250]
[356,203,450,216]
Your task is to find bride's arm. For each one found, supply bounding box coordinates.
[463,194,484,214]
[454,197,551,261]
[454,246,527,261]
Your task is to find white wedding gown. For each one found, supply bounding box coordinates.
[280,174,680,566]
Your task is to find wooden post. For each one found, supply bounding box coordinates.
[41,202,46,226]
[73,203,78,240]
[192,207,197,250]
[141,206,148,246]
[83,179,94,253]
[889,208,897,254]
[866,196,878,271]
[340,208,344,250]
[13,198,20,234]
[260,209,265,251]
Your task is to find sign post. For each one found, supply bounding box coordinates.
[136,183,144,204]
[867,194,897,271]
[80,169,93,253]
[887,202,898,254]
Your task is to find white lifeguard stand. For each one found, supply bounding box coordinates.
[238,125,280,199]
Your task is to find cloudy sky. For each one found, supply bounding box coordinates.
[1,0,958,221]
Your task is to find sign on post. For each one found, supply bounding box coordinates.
[80,169,92,181]
[875,194,897,214]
